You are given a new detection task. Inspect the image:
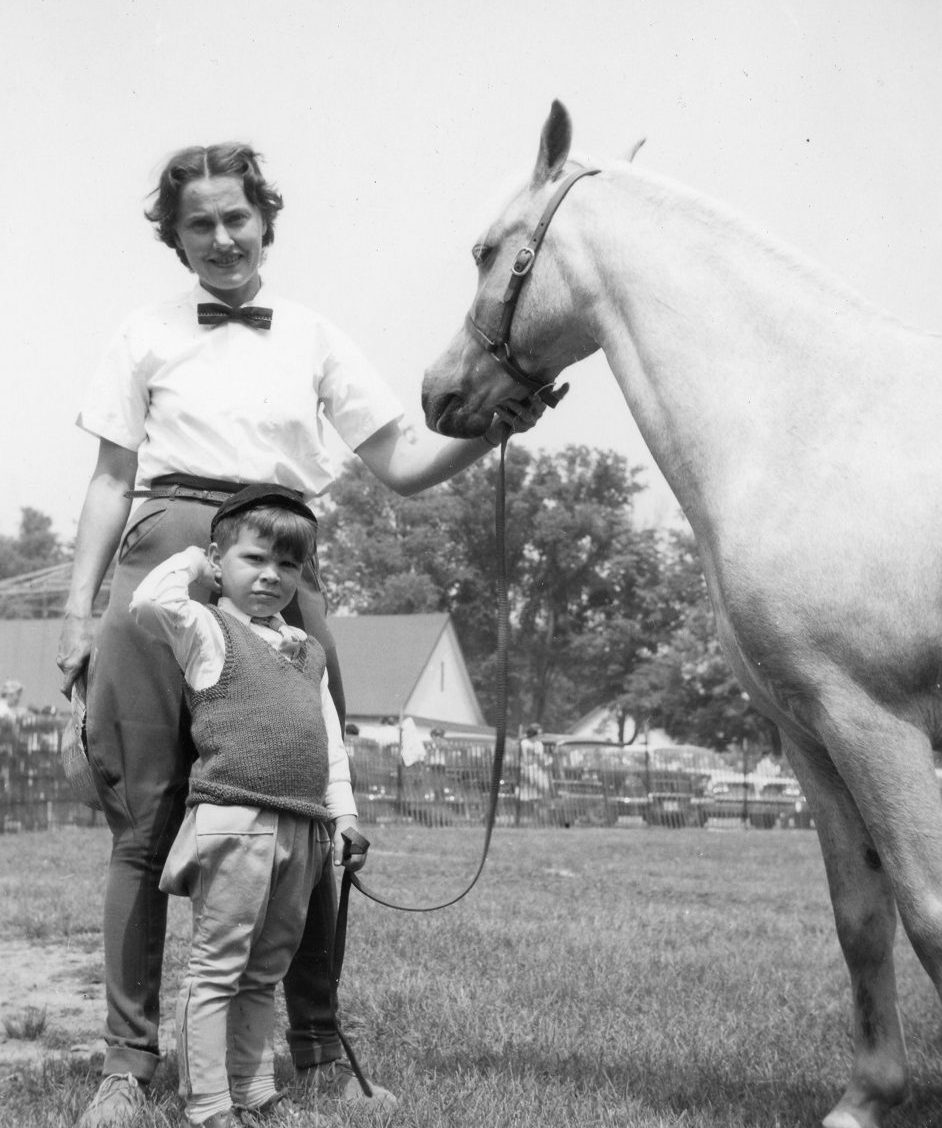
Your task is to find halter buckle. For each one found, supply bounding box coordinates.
[511,247,535,276]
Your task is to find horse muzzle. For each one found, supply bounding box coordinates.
[421,387,486,438]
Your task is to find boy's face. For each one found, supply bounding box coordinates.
[209,526,303,619]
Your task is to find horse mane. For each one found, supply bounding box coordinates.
[610,161,908,328]
[475,148,925,335]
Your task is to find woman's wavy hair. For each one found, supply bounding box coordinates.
[144,143,284,267]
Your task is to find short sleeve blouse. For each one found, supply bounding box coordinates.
[78,284,404,499]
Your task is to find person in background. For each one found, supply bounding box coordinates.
[0,679,26,721]
[518,723,553,823]
[56,141,545,1128]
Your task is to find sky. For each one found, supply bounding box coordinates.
[4,0,942,540]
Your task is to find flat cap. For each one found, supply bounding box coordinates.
[210,484,317,537]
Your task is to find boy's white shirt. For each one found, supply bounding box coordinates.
[129,546,356,819]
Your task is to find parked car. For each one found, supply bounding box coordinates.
[757,778,813,829]
[701,777,759,824]
[547,744,712,829]
[546,774,619,826]
[350,739,483,825]
[543,740,648,826]
[701,775,812,828]
[643,769,708,828]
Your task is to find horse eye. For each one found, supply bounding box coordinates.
[472,243,492,267]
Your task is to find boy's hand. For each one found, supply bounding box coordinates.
[186,546,221,594]
[332,815,368,872]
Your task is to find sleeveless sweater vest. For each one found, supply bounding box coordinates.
[184,607,331,821]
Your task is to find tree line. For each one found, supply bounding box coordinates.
[316,444,770,752]
[0,508,66,582]
[0,450,771,753]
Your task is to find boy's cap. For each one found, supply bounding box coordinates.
[210,484,317,537]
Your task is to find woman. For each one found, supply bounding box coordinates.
[57,143,544,1128]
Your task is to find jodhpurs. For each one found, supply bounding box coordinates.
[161,805,331,1109]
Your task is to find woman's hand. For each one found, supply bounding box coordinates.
[483,385,569,447]
[58,438,138,698]
[57,613,97,697]
[357,382,569,496]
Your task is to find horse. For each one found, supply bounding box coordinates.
[421,100,942,1128]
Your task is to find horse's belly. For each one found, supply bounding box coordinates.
[704,529,942,732]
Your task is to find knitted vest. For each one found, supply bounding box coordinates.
[184,607,331,821]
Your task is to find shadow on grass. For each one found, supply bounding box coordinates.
[423,1039,942,1128]
[4,1049,942,1128]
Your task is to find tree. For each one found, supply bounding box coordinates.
[317,458,472,614]
[617,531,771,753]
[319,445,663,732]
[318,448,771,747]
[0,509,73,619]
[0,508,66,580]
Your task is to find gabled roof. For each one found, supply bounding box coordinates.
[328,612,471,719]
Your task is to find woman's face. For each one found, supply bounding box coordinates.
[174,176,267,306]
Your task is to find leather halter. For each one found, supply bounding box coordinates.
[466,166,600,405]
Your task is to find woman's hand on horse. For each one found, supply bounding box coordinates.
[485,388,564,445]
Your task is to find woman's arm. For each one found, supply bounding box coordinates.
[355,397,547,497]
[57,439,138,695]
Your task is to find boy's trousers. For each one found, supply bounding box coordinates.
[161,805,331,1104]
[86,492,346,1082]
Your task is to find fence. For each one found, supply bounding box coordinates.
[0,712,100,832]
[348,737,814,830]
[0,722,814,833]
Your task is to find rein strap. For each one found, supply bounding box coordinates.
[347,437,511,913]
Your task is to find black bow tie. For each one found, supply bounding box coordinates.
[198,303,273,330]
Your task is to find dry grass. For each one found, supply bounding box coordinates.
[2,1008,47,1042]
[1,824,941,1127]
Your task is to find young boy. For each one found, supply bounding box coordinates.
[129,485,363,1128]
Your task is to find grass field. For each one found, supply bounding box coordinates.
[1,824,941,1127]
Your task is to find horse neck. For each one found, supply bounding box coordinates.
[579,168,903,532]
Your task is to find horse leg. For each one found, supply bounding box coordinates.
[819,704,942,1037]
[781,731,908,1128]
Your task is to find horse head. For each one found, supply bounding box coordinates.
[422,100,601,438]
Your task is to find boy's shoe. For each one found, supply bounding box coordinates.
[76,1073,146,1127]
[296,1060,398,1111]
[190,1113,241,1128]
[236,1092,333,1127]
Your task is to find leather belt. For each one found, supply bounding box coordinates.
[127,485,235,504]
[126,474,302,505]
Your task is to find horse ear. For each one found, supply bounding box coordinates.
[531,100,572,188]
[627,137,646,163]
